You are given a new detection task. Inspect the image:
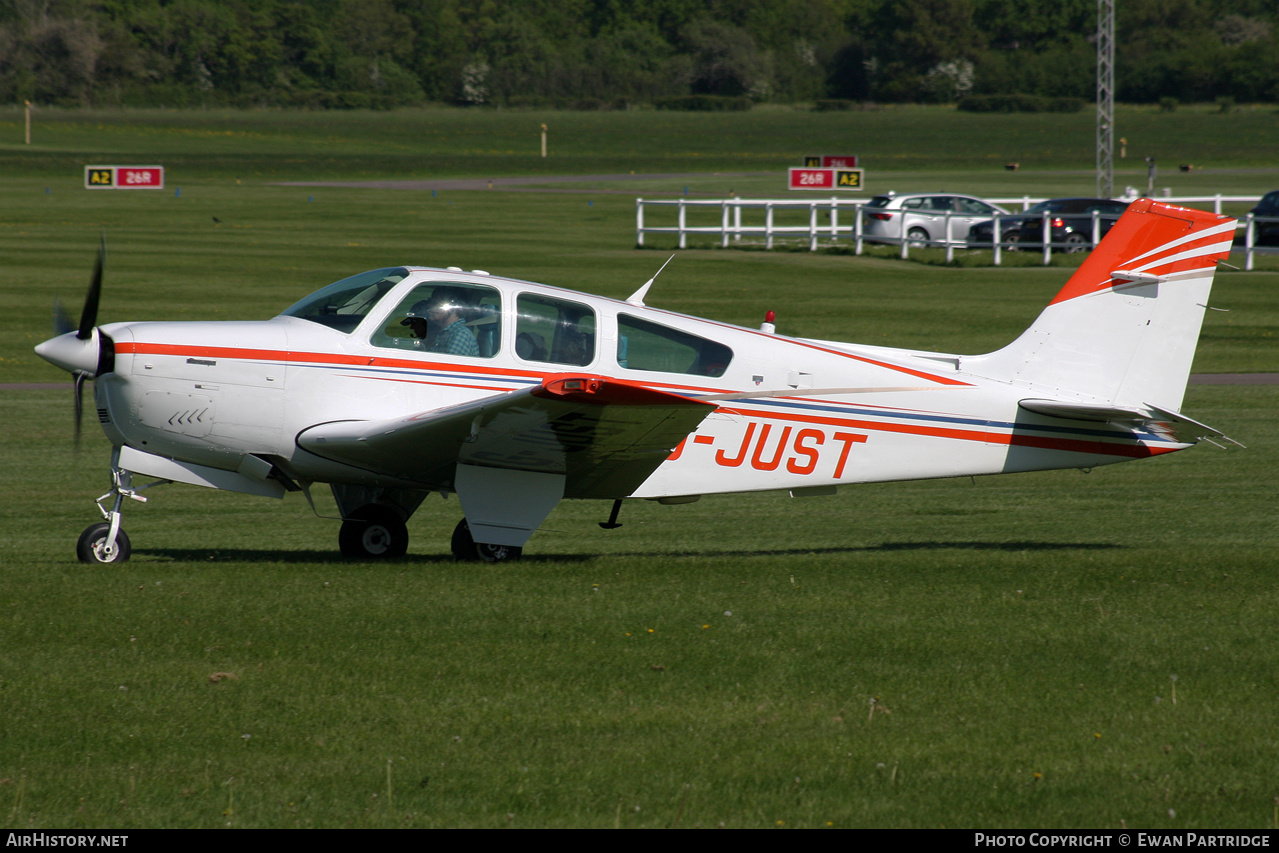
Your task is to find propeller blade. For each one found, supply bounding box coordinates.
[73,371,86,445]
[77,235,105,341]
[53,298,74,336]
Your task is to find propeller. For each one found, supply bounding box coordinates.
[34,235,108,443]
[73,371,87,443]
[78,234,105,340]
[52,298,74,336]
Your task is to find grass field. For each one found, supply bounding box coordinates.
[1,105,1276,828]
[4,102,1279,180]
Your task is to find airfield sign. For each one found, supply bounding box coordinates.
[804,155,859,168]
[85,165,165,189]
[788,167,864,191]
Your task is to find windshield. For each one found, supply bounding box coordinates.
[280,268,409,333]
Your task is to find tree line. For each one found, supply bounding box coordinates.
[1,0,1275,109]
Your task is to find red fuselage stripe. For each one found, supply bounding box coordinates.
[720,405,1171,459]
[117,334,971,389]
[116,342,1164,458]
[116,342,547,381]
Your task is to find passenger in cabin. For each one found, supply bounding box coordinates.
[554,322,592,366]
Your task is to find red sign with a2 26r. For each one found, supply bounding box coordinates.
[85,166,166,189]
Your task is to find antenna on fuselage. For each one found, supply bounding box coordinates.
[627,254,674,307]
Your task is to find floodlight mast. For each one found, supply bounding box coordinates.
[1097,0,1115,198]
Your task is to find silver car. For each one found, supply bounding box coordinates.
[861,192,1010,247]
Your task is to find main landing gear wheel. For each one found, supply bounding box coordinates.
[339,505,408,559]
[450,519,522,563]
[77,522,131,564]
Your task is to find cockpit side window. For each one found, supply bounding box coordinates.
[514,294,595,366]
[616,314,732,377]
[371,283,501,358]
[280,268,408,333]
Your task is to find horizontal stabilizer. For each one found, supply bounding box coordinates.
[1019,398,1237,446]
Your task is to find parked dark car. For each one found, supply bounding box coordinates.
[1249,190,1279,245]
[969,197,1130,252]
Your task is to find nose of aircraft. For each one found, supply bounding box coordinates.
[35,328,103,376]
[38,234,109,378]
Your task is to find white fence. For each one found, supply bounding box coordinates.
[635,195,1275,268]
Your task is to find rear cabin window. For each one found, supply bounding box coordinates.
[514,294,596,366]
[616,314,732,377]
[371,283,502,358]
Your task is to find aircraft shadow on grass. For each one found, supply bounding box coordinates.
[611,541,1124,558]
[135,548,593,564]
[136,540,1120,564]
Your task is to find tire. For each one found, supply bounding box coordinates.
[1061,232,1089,253]
[450,518,478,561]
[77,522,131,564]
[451,519,522,563]
[906,227,930,248]
[339,505,408,559]
[1002,230,1022,252]
[476,541,522,563]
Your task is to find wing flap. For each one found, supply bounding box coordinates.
[297,374,715,498]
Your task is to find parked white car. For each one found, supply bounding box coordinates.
[861,192,1010,247]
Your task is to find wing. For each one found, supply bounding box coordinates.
[297,374,716,499]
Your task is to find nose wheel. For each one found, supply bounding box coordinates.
[77,522,132,564]
[76,467,149,564]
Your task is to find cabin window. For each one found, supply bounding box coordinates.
[371,283,502,358]
[616,314,732,377]
[281,268,408,333]
[514,294,595,366]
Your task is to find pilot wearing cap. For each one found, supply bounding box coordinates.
[401,287,479,356]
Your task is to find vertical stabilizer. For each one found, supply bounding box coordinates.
[961,199,1236,412]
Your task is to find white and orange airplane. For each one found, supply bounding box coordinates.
[36,199,1237,564]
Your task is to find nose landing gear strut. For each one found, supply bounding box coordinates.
[77,467,159,564]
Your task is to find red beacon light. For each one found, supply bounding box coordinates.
[760,310,776,334]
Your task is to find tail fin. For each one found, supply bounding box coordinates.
[962,199,1236,412]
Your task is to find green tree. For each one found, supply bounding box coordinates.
[868,0,983,101]
[588,20,689,102]
[0,15,101,104]
[681,17,771,98]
